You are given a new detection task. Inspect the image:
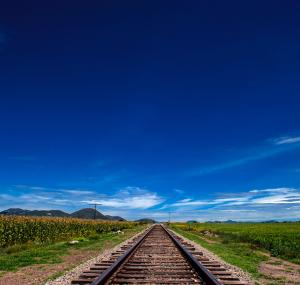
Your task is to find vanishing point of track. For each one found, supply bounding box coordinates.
[72,224,247,285]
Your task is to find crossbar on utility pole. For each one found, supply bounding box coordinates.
[89,203,102,220]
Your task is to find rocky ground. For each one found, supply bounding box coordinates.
[45,230,143,285]
[170,229,254,285]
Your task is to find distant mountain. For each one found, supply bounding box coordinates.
[105,215,126,221]
[187,220,198,224]
[207,220,238,223]
[0,208,32,216]
[0,208,70,218]
[0,208,125,221]
[135,218,156,223]
[71,208,125,221]
[71,208,107,219]
[29,210,70,217]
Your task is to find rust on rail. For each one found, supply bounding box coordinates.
[72,224,247,285]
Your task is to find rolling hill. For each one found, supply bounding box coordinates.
[0,207,125,221]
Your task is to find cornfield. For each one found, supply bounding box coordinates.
[0,215,139,247]
[172,222,300,262]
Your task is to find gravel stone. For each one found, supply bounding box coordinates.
[46,226,254,285]
[45,230,146,285]
[169,229,255,285]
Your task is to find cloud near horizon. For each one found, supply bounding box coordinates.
[0,185,164,213]
[1,185,300,221]
[170,187,300,209]
[82,188,163,210]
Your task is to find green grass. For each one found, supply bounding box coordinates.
[171,226,268,279]
[0,226,144,272]
[172,222,300,263]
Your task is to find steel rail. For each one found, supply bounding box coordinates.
[90,225,154,285]
[90,224,223,285]
[163,225,223,285]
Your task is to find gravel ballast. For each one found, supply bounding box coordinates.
[170,229,255,285]
[46,226,254,285]
[45,229,146,285]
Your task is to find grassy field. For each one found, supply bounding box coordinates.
[171,222,300,263]
[0,225,144,274]
[0,215,145,276]
[170,222,300,280]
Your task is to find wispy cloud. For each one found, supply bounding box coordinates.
[272,136,300,145]
[251,188,300,204]
[170,187,300,209]
[173,188,184,194]
[220,209,257,212]
[187,149,281,176]
[1,184,300,221]
[170,196,250,208]
[0,185,164,213]
[162,187,300,221]
[148,206,300,222]
[60,189,95,195]
[188,135,300,176]
[0,192,70,209]
[172,198,213,207]
[14,185,46,191]
[82,187,164,209]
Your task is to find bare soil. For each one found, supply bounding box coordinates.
[258,256,300,285]
[0,249,96,285]
[0,228,146,285]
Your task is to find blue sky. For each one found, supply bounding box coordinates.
[1,1,300,221]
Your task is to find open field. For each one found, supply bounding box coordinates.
[2,217,300,285]
[0,216,139,247]
[0,215,143,276]
[171,222,300,263]
[170,222,300,285]
[0,217,145,284]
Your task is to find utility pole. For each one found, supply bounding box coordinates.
[168,211,171,223]
[89,203,102,220]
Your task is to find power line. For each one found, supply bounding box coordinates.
[88,203,102,220]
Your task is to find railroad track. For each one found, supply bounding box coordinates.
[72,224,247,285]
